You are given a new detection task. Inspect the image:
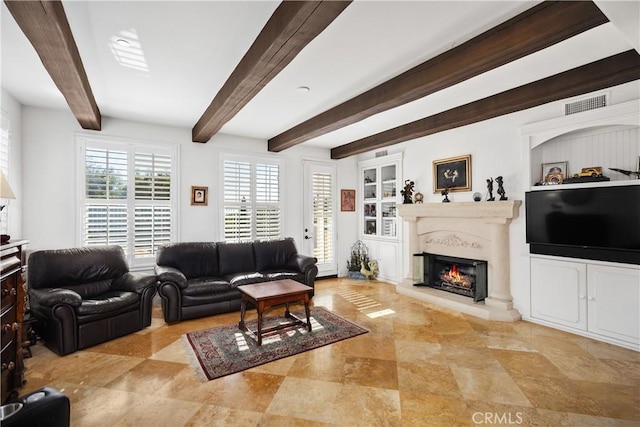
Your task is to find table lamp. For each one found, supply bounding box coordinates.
[0,170,16,243]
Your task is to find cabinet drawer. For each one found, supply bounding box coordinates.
[0,304,17,350]
[1,277,17,313]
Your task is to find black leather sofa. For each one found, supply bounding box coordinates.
[27,246,157,356]
[155,238,318,323]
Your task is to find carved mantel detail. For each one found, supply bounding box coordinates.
[425,234,481,249]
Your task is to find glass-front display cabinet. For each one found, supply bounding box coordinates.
[359,153,402,239]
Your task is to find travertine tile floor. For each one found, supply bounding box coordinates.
[20,278,640,426]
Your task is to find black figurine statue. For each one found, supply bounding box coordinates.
[441,187,450,203]
[486,178,495,201]
[496,176,508,200]
[401,180,415,204]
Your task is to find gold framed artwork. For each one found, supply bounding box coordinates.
[340,189,356,212]
[433,154,471,193]
[191,186,208,206]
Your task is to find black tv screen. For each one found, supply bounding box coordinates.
[525,185,640,264]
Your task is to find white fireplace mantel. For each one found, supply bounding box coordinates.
[398,200,522,321]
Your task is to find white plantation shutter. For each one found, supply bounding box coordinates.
[133,152,172,258]
[224,160,252,241]
[312,172,334,263]
[134,205,171,257]
[85,204,128,249]
[222,156,281,242]
[255,163,280,239]
[79,137,177,266]
[84,148,129,249]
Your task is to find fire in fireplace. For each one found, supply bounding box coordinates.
[413,253,487,302]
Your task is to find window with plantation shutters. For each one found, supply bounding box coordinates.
[222,155,281,242]
[78,136,177,267]
[312,172,333,264]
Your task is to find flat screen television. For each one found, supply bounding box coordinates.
[525,185,640,265]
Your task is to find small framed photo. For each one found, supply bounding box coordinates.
[433,154,471,193]
[341,189,355,212]
[541,161,568,185]
[191,186,208,206]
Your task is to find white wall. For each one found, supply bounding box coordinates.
[1,88,23,239]
[20,107,361,265]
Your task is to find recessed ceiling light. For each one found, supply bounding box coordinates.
[115,38,130,47]
[296,86,310,93]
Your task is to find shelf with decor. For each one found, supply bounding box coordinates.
[358,152,403,283]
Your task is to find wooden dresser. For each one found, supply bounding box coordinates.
[1,239,28,403]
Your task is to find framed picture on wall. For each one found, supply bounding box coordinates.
[433,154,471,193]
[191,186,208,206]
[341,189,356,212]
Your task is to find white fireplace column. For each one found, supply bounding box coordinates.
[398,201,522,322]
[485,219,515,311]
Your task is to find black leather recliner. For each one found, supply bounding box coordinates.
[155,238,318,323]
[27,246,157,356]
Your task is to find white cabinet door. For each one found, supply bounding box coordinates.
[378,241,399,282]
[587,264,640,344]
[531,257,587,330]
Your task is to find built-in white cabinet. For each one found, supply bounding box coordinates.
[530,258,587,330]
[587,264,640,344]
[531,256,640,349]
[359,153,402,283]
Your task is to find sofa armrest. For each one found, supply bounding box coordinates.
[287,254,318,273]
[155,265,188,289]
[113,272,157,293]
[29,287,82,307]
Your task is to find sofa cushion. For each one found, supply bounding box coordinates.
[156,242,219,279]
[28,246,128,289]
[263,271,302,282]
[253,238,298,271]
[69,280,114,299]
[76,291,139,315]
[182,289,242,307]
[224,272,268,287]
[218,242,256,276]
[182,277,231,296]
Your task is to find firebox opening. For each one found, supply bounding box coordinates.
[413,252,487,302]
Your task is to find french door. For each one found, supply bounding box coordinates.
[302,161,337,277]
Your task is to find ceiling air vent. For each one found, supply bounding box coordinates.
[375,150,388,158]
[564,94,607,116]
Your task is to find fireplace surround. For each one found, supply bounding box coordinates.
[398,201,521,321]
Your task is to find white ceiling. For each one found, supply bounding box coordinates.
[1,1,638,151]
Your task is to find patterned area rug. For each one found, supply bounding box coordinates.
[184,306,368,380]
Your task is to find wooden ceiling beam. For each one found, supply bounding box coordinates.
[4,0,101,130]
[192,1,352,143]
[330,50,640,159]
[269,1,609,152]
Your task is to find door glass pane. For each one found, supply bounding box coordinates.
[381,165,396,199]
[312,172,333,264]
[363,168,376,199]
[381,202,397,237]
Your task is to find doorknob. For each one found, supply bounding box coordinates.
[305,236,312,240]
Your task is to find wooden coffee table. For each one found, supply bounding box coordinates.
[238,279,313,346]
